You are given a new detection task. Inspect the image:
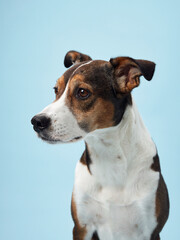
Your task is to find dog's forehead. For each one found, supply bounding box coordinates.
[62,62,84,84]
[58,60,112,87]
[71,60,110,78]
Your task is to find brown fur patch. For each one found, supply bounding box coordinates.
[67,74,90,91]
[74,97,115,132]
[110,57,155,94]
[110,58,141,94]
[54,76,66,100]
[71,194,87,240]
[150,155,169,240]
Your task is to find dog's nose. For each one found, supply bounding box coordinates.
[31,114,51,132]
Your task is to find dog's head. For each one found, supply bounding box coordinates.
[31,50,155,143]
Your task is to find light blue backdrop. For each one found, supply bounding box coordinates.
[0,0,179,239]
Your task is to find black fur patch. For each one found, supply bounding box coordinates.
[151,154,161,172]
[80,142,92,173]
[92,231,100,240]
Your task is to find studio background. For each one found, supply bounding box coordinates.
[0,0,179,239]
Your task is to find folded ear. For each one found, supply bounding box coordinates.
[109,57,156,94]
[64,50,92,68]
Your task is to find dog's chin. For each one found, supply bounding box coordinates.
[37,133,83,144]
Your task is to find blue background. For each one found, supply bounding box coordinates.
[0,0,179,239]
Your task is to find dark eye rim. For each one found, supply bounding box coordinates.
[76,88,91,100]
[53,87,58,94]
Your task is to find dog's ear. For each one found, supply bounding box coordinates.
[64,50,92,68]
[109,57,156,94]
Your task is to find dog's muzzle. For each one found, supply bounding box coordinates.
[31,114,51,133]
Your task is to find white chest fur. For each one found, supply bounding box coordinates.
[73,101,159,240]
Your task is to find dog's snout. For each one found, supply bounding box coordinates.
[31,114,51,132]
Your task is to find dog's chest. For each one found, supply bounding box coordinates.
[81,193,156,240]
[74,161,159,240]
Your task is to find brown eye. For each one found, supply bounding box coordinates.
[76,88,91,100]
[53,87,58,94]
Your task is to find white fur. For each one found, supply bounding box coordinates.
[73,99,159,240]
[38,83,86,142]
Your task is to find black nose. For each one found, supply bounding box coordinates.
[31,114,51,133]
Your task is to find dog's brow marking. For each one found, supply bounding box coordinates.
[72,60,94,76]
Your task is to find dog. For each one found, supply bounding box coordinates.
[31,51,169,240]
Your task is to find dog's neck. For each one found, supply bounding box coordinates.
[84,99,156,187]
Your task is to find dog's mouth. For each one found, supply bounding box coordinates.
[37,132,83,144]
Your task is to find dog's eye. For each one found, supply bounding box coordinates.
[76,88,91,100]
[53,87,58,94]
